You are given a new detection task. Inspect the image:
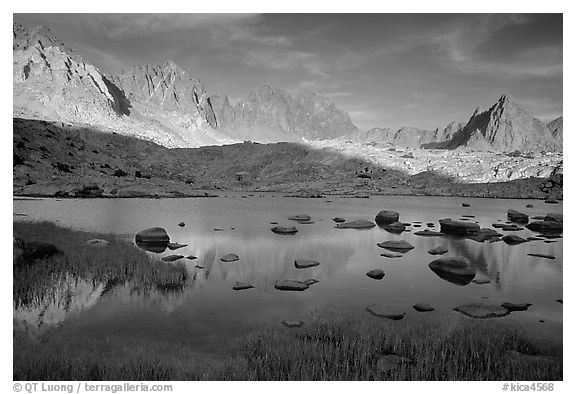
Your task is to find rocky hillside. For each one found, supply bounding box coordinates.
[210,85,358,142]
[428,95,561,152]
[13,118,562,200]
[350,123,464,148]
[547,116,563,141]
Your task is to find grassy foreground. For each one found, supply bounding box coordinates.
[13,222,562,381]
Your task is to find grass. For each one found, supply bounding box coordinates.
[13,221,189,308]
[13,222,562,381]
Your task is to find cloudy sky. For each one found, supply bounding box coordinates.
[13,13,562,130]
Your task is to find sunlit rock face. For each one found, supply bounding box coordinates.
[547,116,562,142]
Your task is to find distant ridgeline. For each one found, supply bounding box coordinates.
[13,23,562,152]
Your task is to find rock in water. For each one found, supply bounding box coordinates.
[233,282,254,290]
[332,217,346,223]
[527,253,555,260]
[439,219,480,235]
[367,269,385,280]
[288,214,311,222]
[167,242,187,250]
[282,320,304,328]
[544,213,563,222]
[413,303,435,312]
[85,239,110,247]
[545,198,559,204]
[501,302,532,312]
[335,219,376,229]
[303,279,319,286]
[178,222,185,227]
[429,257,475,285]
[376,355,413,372]
[428,245,448,255]
[366,304,405,320]
[472,278,491,285]
[271,226,298,235]
[454,303,510,318]
[462,203,471,207]
[161,255,184,262]
[274,280,309,291]
[377,240,414,252]
[221,253,239,262]
[135,227,170,244]
[294,259,320,269]
[525,221,563,233]
[507,209,529,223]
[502,235,528,245]
[375,210,400,226]
[380,251,403,258]
[414,229,443,237]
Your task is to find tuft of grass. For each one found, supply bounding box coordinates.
[13,221,189,308]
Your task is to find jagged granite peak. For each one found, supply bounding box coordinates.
[13,23,126,123]
[547,116,562,140]
[110,60,217,128]
[438,95,561,152]
[212,84,357,142]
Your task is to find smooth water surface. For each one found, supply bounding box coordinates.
[13,194,563,349]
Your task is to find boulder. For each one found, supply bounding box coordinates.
[233,282,254,290]
[413,303,434,312]
[502,235,528,245]
[380,251,403,258]
[271,226,298,235]
[167,242,187,250]
[429,257,475,285]
[376,354,413,372]
[221,253,239,262]
[85,239,110,247]
[545,213,562,222]
[135,227,170,244]
[501,302,532,312]
[377,240,414,252]
[282,320,304,328]
[507,209,529,223]
[439,219,480,235]
[467,228,503,243]
[545,198,559,204]
[366,269,385,280]
[525,221,562,233]
[366,304,405,320]
[274,280,309,291]
[332,217,346,223]
[294,259,319,269]
[336,219,376,229]
[161,255,184,262]
[501,224,524,231]
[454,303,510,318]
[492,223,507,228]
[428,245,448,255]
[13,237,63,266]
[136,242,167,253]
[375,210,400,226]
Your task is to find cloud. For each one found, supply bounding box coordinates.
[242,49,331,78]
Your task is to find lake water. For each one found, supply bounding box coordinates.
[13,193,563,350]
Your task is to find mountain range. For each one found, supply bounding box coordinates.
[13,23,562,152]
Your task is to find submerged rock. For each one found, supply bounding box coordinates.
[85,239,110,247]
[439,219,480,235]
[527,253,555,260]
[377,240,414,252]
[428,245,448,255]
[274,280,309,291]
[161,255,184,262]
[376,354,413,372]
[375,210,400,226]
[367,269,385,280]
[289,214,311,222]
[429,257,475,285]
[413,303,435,312]
[501,302,532,312]
[135,227,170,244]
[454,303,510,318]
[271,226,298,235]
[366,304,405,320]
[221,253,239,262]
[282,320,304,328]
[294,259,320,269]
[336,219,376,229]
[233,282,254,291]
